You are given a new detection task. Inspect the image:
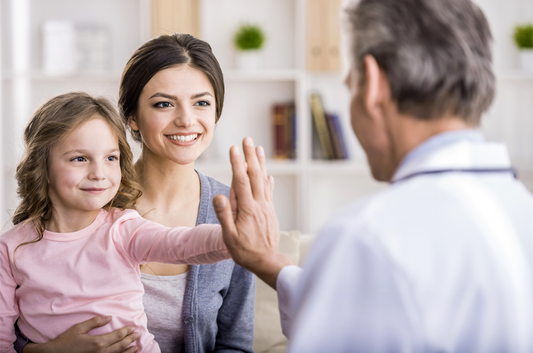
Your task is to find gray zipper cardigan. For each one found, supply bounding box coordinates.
[180,172,255,352]
[14,171,256,353]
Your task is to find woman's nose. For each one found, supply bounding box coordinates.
[174,106,195,128]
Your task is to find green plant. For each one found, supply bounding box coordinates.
[513,24,533,49]
[233,24,266,51]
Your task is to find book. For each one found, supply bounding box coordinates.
[325,113,348,159]
[272,104,287,159]
[272,102,297,160]
[285,103,297,159]
[310,93,335,159]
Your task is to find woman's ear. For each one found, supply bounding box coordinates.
[128,116,139,131]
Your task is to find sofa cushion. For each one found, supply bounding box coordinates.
[253,230,300,353]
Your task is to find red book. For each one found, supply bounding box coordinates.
[272,104,287,159]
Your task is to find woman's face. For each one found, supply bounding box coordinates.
[130,65,217,165]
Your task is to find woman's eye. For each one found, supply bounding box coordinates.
[195,100,210,107]
[154,102,172,108]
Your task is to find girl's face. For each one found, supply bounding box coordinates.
[48,117,122,215]
[130,65,217,165]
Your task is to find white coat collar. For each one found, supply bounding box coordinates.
[391,139,512,183]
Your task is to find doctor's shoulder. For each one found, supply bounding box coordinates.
[315,187,395,241]
[313,181,430,248]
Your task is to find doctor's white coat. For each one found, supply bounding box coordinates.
[277,137,533,353]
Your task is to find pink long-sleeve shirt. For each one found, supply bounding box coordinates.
[0,208,230,353]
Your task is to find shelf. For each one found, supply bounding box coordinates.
[195,158,302,176]
[196,159,375,177]
[495,71,533,81]
[310,160,372,175]
[2,71,122,81]
[1,69,305,83]
[223,69,303,82]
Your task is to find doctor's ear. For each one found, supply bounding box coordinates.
[128,116,139,131]
[362,55,391,119]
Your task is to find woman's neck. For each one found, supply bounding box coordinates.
[134,148,201,227]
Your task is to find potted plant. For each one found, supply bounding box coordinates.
[513,24,533,73]
[233,23,266,71]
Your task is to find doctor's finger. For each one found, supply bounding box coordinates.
[229,145,254,205]
[255,145,273,201]
[229,181,238,221]
[242,137,265,200]
[256,145,268,177]
[267,175,275,201]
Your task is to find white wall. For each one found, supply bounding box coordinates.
[0,0,532,233]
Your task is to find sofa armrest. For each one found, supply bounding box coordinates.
[298,233,317,266]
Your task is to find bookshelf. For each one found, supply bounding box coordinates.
[1,0,532,233]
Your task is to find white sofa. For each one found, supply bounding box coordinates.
[252,231,316,353]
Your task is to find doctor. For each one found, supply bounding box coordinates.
[214,0,533,352]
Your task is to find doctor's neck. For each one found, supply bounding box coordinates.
[387,111,475,176]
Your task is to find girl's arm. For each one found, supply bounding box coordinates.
[119,217,230,265]
[18,317,138,353]
[0,245,19,353]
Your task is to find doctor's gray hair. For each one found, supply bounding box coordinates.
[345,0,495,124]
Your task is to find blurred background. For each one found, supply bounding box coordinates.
[1,0,532,234]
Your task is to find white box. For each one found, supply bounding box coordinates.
[42,20,76,76]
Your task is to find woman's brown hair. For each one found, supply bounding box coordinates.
[119,33,225,143]
[13,92,142,249]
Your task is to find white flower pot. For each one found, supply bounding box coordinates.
[235,50,263,71]
[519,49,533,73]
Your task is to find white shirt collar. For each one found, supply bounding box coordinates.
[392,130,512,183]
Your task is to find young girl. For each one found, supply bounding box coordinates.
[0,92,231,353]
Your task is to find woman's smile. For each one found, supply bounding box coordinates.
[165,132,201,145]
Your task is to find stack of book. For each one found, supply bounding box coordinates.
[310,92,348,160]
[272,102,297,159]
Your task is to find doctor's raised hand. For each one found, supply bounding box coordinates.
[213,137,293,289]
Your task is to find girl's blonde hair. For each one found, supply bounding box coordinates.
[13,92,142,248]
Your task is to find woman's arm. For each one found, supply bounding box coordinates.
[213,263,256,353]
[17,317,138,353]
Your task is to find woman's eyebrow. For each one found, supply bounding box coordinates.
[149,92,178,100]
[192,92,213,99]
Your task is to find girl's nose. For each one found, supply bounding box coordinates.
[88,161,106,180]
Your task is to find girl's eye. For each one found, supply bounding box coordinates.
[106,155,119,162]
[71,156,86,162]
[195,100,210,107]
[154,101,172,108]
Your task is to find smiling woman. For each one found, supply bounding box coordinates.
[119,34,255,353]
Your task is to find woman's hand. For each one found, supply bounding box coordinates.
[22,316,139,353]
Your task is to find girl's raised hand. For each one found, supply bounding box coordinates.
[22,316,139,353]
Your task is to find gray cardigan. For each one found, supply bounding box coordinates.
[14,171,256,353]
[181,172,255,352]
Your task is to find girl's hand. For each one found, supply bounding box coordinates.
[22,316,139,353]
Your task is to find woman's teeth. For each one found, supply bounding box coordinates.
[167,134,199,142]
